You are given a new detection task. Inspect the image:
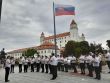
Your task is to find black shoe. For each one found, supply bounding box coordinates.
[108,72,110,73]
[94,78,97,79]
[50,78,56,80]
[74,71,77,73]
[89,75,93,77]
[5,80,10,82]
[97,78,101,80]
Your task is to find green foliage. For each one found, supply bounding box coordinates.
[89,43,103,53]
[64,40,104,57]
[65,41,76,56]
[79,41,90,54]
[74,47,82,58]
[95,44,103,53]
[24,48,38,57]
[107,40,110,49]
[89,43,96,53]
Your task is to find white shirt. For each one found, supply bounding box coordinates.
[23,59,28,65]
[85,55,93,64]
[35,57,41,63]
[10,59,15,65]
[67,56,72,60]
[71,56,76,63]
[64,58,68,64]
[50,56,58,66]
[5,59,11,68]
[19,58,23,64]
[105,53,110,61]
[45,58,49,64]
[59,57,64,63]
[31,58,35,64]
[79,55,85,63]
[93,56,100,67]
[41,58,45,64]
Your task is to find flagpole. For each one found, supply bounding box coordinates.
[0,0,2,21]
[53,2,57,56]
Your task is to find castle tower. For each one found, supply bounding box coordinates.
[40,32,45,44]
[70,20,79,41]
[81,33,85,41]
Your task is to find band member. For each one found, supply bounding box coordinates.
[98,53,102,72]
[67,55,72,69]
[71,56,77,73]
[48,55,52,74]
[30,57,35,72]
[10,57,15,73]
[27,57,31,68]
[23,57,28,73]
[85,53,93,77]
[41,56,45,73]
[57,55,61,71]
[44,56,49,73]
[64,57,68,72]
[92,53,101,80]
[79,54,85,74]
[18,57,23,73]
[50,53,58,80]
[5,56,11,82]
[60,55,64,71]
[35,55,41,72]
[105,51,110,73]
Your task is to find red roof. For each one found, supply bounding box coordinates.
[7,42,59,53]
[7,46,37,54]
[37,42,59,50]
[44,32,70,40]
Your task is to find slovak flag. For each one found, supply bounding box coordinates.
[54,4,75,16]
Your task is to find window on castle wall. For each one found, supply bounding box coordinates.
[45,50,46,53]
[60,41,61,43]
[41,51,43,53]
[65,40,66,42]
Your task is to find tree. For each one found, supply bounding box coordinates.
[79,41,90,54]
[74,47,82,58]
[89,43,96,53]
[24,48,38,57]
[64,41,90,57]
[107,40,110,49]
[95,44,103,53]
[65,41,76,57]
[89,43,103,53]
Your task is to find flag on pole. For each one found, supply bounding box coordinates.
[54,4,75,16]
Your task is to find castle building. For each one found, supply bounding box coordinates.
[7,42,60,59]
[7,19,85,58]
[40,20,85,48]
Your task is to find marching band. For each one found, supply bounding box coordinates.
[4,51,110,82]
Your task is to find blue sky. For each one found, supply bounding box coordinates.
[0,0,110,51]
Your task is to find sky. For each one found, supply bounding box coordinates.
[0,0,110,52]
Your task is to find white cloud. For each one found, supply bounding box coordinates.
[0,0,110,51]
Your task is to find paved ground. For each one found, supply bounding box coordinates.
[0,66,110,83]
